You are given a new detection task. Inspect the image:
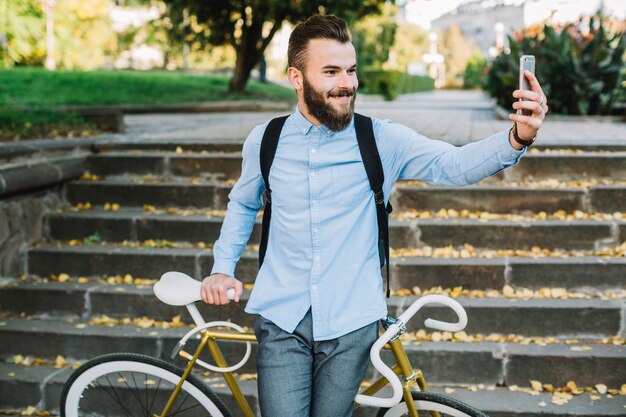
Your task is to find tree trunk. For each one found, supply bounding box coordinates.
[228,17,282,93]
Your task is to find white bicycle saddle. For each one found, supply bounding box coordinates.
[154,271,203,306]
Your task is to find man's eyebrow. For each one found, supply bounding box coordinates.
[321,64,357,70]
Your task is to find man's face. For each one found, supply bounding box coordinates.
[298,39,358,131]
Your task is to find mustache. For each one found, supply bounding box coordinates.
[328,88,356,98]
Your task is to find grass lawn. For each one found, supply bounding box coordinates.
[0,67,296,140]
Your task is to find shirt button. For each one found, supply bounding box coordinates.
[312,285,318,290]
[310,171,316,177]
[315,256,320,261]
[311,148,317,153]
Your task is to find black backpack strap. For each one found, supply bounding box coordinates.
[258,115,289,267]
[353,113,393,298]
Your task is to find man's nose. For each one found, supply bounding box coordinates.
[337,71,354,89]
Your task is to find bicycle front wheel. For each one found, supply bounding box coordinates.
[376,390,489,417]
[60,352,232,417]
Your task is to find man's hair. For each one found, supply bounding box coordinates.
[287,14,351,71]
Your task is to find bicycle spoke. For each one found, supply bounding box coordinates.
[103,375,136,417]
[167,402,204,417]
[148,378,163,416]
[123,372,151,416]
[170,391,190,415]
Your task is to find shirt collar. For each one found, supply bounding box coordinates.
[293,105,354,137]
[293,105,315,135]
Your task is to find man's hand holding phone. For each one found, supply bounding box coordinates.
[508,55,548,149]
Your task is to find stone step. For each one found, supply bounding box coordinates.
[3,362,625,417]
[1,317,624,387]
[86,151,626,180]
[26,245,626,290]
[64,179,626,213]
[94,141,243,153]
[45,209,625,251]
[1,281,623,338]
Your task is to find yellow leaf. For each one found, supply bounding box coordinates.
[175,146,184,154]
[596,384,608,394]
[590,395,601,400]
[21,406,37,416]
[444,387,455,394]
[55,355,68,368]
[58,273,70,283]
[7,372,15,377]
[77,277,89,284]
[530,380,543,392]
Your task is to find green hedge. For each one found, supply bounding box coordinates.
[484,15,625,115]
[359,69,435,100]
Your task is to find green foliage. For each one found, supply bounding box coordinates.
[359,69,434,100]
[160,0,389,91]
[83,232,102,244]
[0,0,45,67]
[438,24,475,84]
[388,23,429,71]
[0,68,295,140]
[485,15,625,115]
[0,0,115,70]
[0,67,295,107]
[353,5,397,71]
[463,54,487,89]
[0,107,92,141]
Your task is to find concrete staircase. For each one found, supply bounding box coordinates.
[1,139,625,416]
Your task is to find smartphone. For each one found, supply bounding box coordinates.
[518,55,535,116]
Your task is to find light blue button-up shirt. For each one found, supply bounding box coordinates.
[211,107,525,341]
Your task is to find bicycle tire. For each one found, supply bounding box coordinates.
[376,390,489,417]
[60,352,233,417]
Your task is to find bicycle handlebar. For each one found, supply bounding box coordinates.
[354,294,467,408]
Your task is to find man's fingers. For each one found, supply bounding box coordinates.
[508,113,541,130]
[524,70,546,98]
[513,100,544,116]
[234,281,244,302]
[513,89,542,102]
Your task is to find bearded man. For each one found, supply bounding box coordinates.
[201,14,547,417]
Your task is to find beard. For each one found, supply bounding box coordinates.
[302,77,356,132]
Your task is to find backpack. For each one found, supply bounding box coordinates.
[258,113,393,297]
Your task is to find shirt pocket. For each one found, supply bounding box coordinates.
[331,163,371,206]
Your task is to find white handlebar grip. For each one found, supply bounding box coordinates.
[226,288,236,300]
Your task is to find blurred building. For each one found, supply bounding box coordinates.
[430,0,625,59]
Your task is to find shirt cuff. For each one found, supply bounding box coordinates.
[496,129,526,166]
[210,258,237,277]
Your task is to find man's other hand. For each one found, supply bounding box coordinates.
[201,273,243,304]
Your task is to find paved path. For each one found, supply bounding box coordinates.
[122,90,626,146]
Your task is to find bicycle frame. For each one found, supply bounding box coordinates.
[159,326,440,417]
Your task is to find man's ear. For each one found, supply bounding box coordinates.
[287,67,303,90]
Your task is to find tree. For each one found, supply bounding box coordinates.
[0,0,115,69]
[388,22,429,72]
[352,4,397,71]
[438,24,476,85]
[161,0,389,92]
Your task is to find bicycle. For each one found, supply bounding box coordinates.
[60,271,490,417]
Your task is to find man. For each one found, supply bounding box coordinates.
[201,14,547,417]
